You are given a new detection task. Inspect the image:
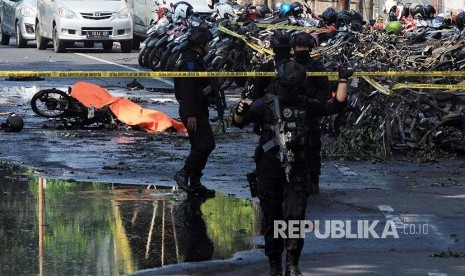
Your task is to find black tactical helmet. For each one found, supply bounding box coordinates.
[388,5,398,21]
[403,3,411,18]
[337,10,353,26]
[290,31,316,48]
[256,4,271,18]
[351,10,364,22]
[289,1,304,17]
[409,4,422,18]
[270,29,291,48]
[276,60,306,86]
[420,4,436,19]
[188,26,213,45]
[321,7,338,25]
[1,113,24,132]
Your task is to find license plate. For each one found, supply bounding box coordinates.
[86,31,109,38]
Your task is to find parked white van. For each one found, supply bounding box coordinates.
[36,0,133,53]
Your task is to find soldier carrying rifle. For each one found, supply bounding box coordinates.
[232,60,353,276]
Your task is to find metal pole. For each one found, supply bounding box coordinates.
[38,178,46,276]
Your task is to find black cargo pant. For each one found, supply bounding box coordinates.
[305,130,322,190]
[256,155,310,261]
[181,113,215,175]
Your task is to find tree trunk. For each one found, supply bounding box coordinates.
[366,0,374,20]
[355,0,362,14]
[339,0,350,11]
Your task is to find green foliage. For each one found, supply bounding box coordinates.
[322,127,389,161]
[201,194,259,259]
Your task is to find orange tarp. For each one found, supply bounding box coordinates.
[70,82,186,133]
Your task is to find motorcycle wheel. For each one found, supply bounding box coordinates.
[138,45,148,67]
[165,51,182,71]
[31,89,72,118]
[148,47,164,71]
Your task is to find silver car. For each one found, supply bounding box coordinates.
[36,0,133,53]
[0,0,36,48]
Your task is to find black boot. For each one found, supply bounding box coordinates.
[268,257,282,276]
[285,251,302,276]
[190,173,215,198]
[173,168,190,193]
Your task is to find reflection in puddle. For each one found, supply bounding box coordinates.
[0,167,261,275]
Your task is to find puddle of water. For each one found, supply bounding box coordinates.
[0,166,261,275]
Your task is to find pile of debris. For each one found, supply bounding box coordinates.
[315,30,465,156]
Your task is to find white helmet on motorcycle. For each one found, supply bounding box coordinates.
[207,0,228,8]
[217,3,236,19]
[172,1,194,21]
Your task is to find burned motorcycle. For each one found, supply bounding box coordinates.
[30,88,118,129]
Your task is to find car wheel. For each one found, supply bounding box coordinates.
[120,40,132,53]
[16,22,27,48]
[36,23,47,50]
[102,41,113,51]
[0,24,10,45]
[53,25,66,53]
[84,41,94,48]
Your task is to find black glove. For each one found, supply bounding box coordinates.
[234,99,252,116]
[338,67,355,80]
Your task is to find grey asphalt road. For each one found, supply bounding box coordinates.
[0,39,172,89]
[1,40,465,276]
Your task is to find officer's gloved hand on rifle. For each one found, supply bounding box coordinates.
[337,67,355,82]
[234,99,252,117]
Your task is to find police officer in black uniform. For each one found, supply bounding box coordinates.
[252,29,292,101]
[291,31,333,194]
[173,26,215,197]
[233,60,353,276]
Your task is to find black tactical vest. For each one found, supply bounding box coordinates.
[260,94,309,153]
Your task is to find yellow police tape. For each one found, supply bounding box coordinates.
[362,77,465,95]
[217,23,275,56]
[391,83,465,90]
[2,71,465,78]
[362,77,392,96]
[237,21,331,32]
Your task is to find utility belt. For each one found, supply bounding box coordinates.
[246,170,309,199]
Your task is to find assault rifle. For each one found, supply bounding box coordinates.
[215,87,226,133]
[206,79,227,133]
[272,96,294,183]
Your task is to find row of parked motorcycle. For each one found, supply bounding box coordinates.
[137,0,465,75]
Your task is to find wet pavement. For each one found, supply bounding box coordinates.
[0,165,261,275]
[1,83,465,275]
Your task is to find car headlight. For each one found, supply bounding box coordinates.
[58,7,77,19]
[19,6,36,18]
[117,8,130,19]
